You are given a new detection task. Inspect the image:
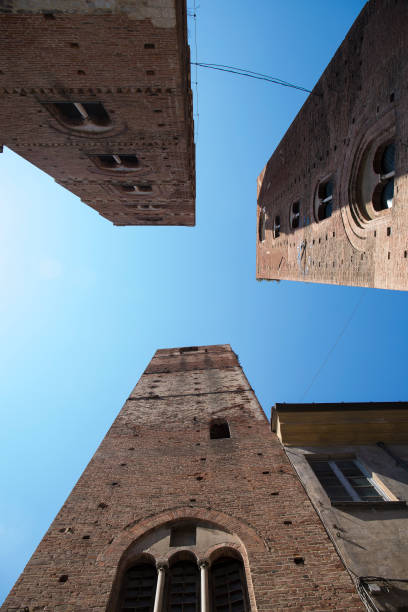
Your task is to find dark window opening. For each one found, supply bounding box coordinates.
[48,102,110,128]
[290,201,300,229]
[309,459,386,503]
[317,179,333,221]
[273,215,280,239]
[118,563,157,612]
[258,209,266,242]
[170,524,196,547]
[373,142,395,211]
[210,557,249,612]
[117,183,152,194]
[180,346,198,353]
[165,561,200,612]
[95,154,140,171]
[210,421,230,440]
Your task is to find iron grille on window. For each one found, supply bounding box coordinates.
[310,459,386,503]
[166,561,200,612]
[210,557,250,612]
[119,563,157,612]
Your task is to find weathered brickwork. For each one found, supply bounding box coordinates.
[2,345,363,611]
[0,0,195,226]
[257,0,408,290]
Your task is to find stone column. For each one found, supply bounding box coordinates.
[198,560,209,612]
[153,562,167,612]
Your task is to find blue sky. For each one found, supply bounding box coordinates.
[2,0,408,602]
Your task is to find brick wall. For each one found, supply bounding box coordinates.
[0,0,195,226]
[256,0,408,290]
[2,345,363,610]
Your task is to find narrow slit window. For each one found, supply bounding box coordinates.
[258,208,266,242]
[273,215,280,239]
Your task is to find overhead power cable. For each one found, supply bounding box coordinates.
[192,62,313,94]
[299,290,366,401]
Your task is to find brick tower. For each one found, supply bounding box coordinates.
[2,345,363,610]
[256,0,408,290]
[0,0,195,227]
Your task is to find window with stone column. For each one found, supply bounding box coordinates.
[109,520,252,612]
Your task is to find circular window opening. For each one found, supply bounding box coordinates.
[273,215,280,239]
[315,179,333,222]
[290,201,301,229]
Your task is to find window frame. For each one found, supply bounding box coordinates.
[309,456,391,504]
[42,101,112,133]
[210,556,250,612]
[314,177,334,222]
[290,201,301,229]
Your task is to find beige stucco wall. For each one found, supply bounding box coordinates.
[286,443,408,608]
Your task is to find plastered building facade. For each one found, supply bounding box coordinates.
[2,346,363,611]
[272,402,408,611]
[0,0,195,226]
[256,0,408,290]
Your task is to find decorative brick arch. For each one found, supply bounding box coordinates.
[101,506,262,612]
[97,505,267,569]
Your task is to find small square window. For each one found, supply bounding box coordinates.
[170,525,196,547]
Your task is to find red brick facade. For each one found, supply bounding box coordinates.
[2,345,363,610]
[0,0,195,226]
[256,0,408,290]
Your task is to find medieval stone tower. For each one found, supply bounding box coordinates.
[0,0,195,227]
[256,0,408,290]
[2,345,363,611]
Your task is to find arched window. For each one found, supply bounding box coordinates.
[290,201,301,229]
[351,137,396,223]
[94,154,140,171]
[118,563,157,612]
[372,142,395,211]
[44,101,112,133]
[210,557,250,612]
[210,421,230,440]
[315,179,333,221]
[165,560,200,611]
